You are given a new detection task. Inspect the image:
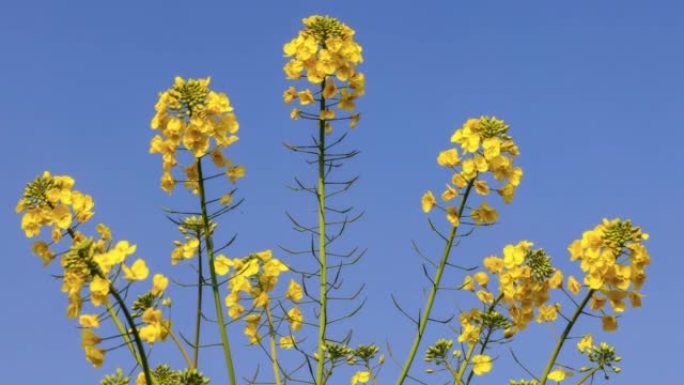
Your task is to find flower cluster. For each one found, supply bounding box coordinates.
[576,335,623,377]
[463,242,563,334]
[169,216,209,265]
[310,343,381,385]
[423,337,493,377]
[214,250,303,344]
[16,171,94,243]
[17,173,171,368]
[567,218,650,331]
[421,117,522,227]
[150,76,244,193]
[283,15,365,133]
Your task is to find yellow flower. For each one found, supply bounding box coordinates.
[441,184,458,201]
[79,314,100,328]
[287,307,304,331]
[421,191,436,213]
[548,270,563,288]
[286,279,304,302]
[536,303,560,323]
[462,275,475,291]
[471,354,493,375]
[228,303,245,320]
[473,180,490,196]
[214,254,233,276]
[151,274,169,295]
[95,223,112,241]
[351,371,370,385]
[298,89,315,105]
[577,334,593,353]
[319,109,335,120]
[437,148,460,167]
[471,201,498,224]
[227,165,246,184]
[323,78,338,99]
[210,147,226,168]
[123,259,149,281]
[476,290,494,304]
[31,241,54,267]
[253,291,270,308]
[482,137,501,160]
[602,314,618,331]
[84,346,105,368]
[473,271,489,287]
[283,86,298,104]
[446,206,460,227]
[90,276,110,302]
[567,275,581,295]
[219,193,233,205]
[548,368,571,382]
[483,256,504,273]
[350,113,360,128]
[279,335,296,349]
[81,329,101,347]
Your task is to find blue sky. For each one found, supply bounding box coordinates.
[1,1,682,384]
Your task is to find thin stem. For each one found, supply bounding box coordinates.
[193,231,204,368]
[168,328,194,369]
[109,287,154,385]
[106,303,142,366]
[395,180,475,385]
[575,367,599,385]
[539,289,595,385]
[365,361,378,385]
[266,305,283,385]
[315,79,328,385]
[197,158,238,385]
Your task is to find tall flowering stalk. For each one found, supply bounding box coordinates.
[282,15,366,385]
[150,76,244,385]
[16,172,177,385]
[395,117,522,385]
[537,219,650,385]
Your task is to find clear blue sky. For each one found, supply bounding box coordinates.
[1,1,682,384]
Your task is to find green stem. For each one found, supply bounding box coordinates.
[196,158,238,385]
[193,230,204,368]
[109,286,155,385]
[575,367,599,385]
[539,289,595,385]
[365,361,378,385]
[454,341,477,385]
[315,80,328,385]
[395,180,475,385]
[168,328,194,369]
[266,305,283,385]
[106,303,142,366]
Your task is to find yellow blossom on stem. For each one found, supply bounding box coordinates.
[471,354,493,375]
[286,279,304,302]
[351,371,370,385]
[548,368,572,382]
[122,259,149,281]
[421,191,436,213]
